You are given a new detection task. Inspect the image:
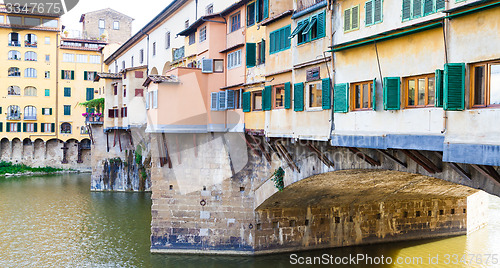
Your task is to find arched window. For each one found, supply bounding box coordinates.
[24,86,37,96]
[61,123,72,134]
[7,105,20,120]
[24,106,37,120]
[24,68,37,78]
[25,34,37,47]
[7,86,20,96]
[8,50,21,60]
[8,67,20,77]
[24,51,37,61]
[8,33,20,46]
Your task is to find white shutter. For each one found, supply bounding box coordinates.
[211,92,219,111]
[219,91,227,110]
[145,92,150,109]
[153,91,158,109]
[226,90,235,109]
[202,59,214,73]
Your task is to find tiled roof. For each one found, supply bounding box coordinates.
[142,75,179,87]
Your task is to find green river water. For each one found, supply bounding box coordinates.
[0,174,499,268]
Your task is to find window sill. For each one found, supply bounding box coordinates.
[305,107,323,112]
[351,108,374,112]
[296,36,326,47]
[469,105,500,109]
[404,106,437,109]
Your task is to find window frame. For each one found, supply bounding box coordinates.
[98,19,105,29]
[403,73,436,108]
[113,21,119,30]
[227,50,242,69]
[350,80,373,111]
[188,32,196,45]
[306,81,323,110]
[344,5,360,33]
[252,90,263,111]
[230,12,241,32]
[200,26,207,42]
[273,84,285,109]
[270,25,291,54]
[469,60,500,108]
[365,0,383,26]
[247,2,256,26]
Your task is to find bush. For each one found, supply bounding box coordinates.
[0,161,63,175]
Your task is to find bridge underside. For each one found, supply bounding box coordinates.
[254,170,488,254]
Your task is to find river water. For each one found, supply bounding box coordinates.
[0,174,499,268]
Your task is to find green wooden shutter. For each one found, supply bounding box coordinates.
[261,39,266,63]
[402,0,411,20]
[86,88,94,101]
[413,0,422,17]
[344,9,351,31]
[374,0,383,23]
[284,25,291,48]
[444,63,465,111]
[322,78,331,110]
[270,32,275,54]
[61,70,64,79]
[365,0,373,25]
[6,123,10,132]
[372,78,377,110]
[17,122,21,132]
[383,77,401,110]
[0,107,2,113]
[435,69,444,107]
[242,91,251,112]
[284,82,291,109]
[23,123,26,132]
[436,0,445,10]
[256,0,261,21]
[246,43,256,67]
[263,0,269,20]
[351,6,359,29]
[0,122,3,132]
[49,108,52,115]
[334,83,349,113]
[34,123,37,132]
[263,86,272,111]
[424,0,434,15]
[84,71,88,80]
[317,11,326,38]
[41,123,45,133]
[71,70,75,80]
[293,83,304,112]
[51,123,55,133]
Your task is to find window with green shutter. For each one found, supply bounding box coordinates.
[263,86,272,111]
[45,89,50,96]
[383,77,401,110]
[242,91,251,112]
[64,105,71,115]
[86,88,94,101]
[444,63,465,111]
[344,5,360,32]
[334,83,349,113]
[270,25,291,54]
[402,0,444,21]
[322,78,332,110]
[435,69,444,107]
[0,122,3,132]
[284,82,291,109]
[246,43,256,67]
[294,83,304,111]
[64,87,71,97]
[365,0,383,26]
[293,11,326,44]
[17,122,21,132]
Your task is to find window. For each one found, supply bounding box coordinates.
[122,61,125,70]
[307,82,322,108]
[470,61,500,107]
[64,87,71,97]
[24,86,37,96]
[45,71,50,79]
[7,86,20,96]
[45,89,50,96]
[228,50,242,69]
[123,85,127,97]
[114,84,118,95]
[253,91,263,111]
[7,123,20,132]
[113,21,119,30]
[131,56,134,67]
[63,53,75,62]
[24,17,40,26]
[135,88,144,97]
[247,2,256,26]
[206,4,214,15]
[42,123,54,133]
[256,0,269,23]
[24,68,37,78]
[86,88,94,101]
[45,37,50,44]
[140,49,144,64]
[152,42,156,56]
[344,5,360,32]
[99,19,105,29]
[61,122,71,134]
[257,41,265,65]
[25,34,37,47]
[24,123,36,132]
[84,71,97,81]
[274,85,285,109]
[404,74,435,107]
[230,12,241,32]
[292,11,326,44]
[351,81,373,110]
[7,16,22,25]
[214,59,224,73]
[24,106,37,120]
[8,33,20,46]
[189,33,196,45]
[63,106,71,116]
[270,25,291,54]
[25,51,37,61]
[121,107,128,117]
[89,55,100,64]
[45,54,50,62]
[185,20,189,29]
[402,0,445,21]
[43,19,57,28]
[200,26,207,42]
[76,54,87,63]
[42,108,52,115]
[8,50,21,60]
[62,70,74,80]
[165,31,171,49]
[7,105,20,120]
[8,67,20,77]
[365,0,383,26]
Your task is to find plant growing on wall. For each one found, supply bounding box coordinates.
[79,98,105,114]
[271,167,285,191]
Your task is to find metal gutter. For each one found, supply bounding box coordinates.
[446,0,500,18]
[291,1,328,19]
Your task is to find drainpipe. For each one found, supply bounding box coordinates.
[441,4,449,134]
[141,30,150,76]
[327,4,335,134]
[195,0,198,20]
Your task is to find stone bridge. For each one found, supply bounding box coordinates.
[149,133,497,255]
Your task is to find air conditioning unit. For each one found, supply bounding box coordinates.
[201,58,214,73]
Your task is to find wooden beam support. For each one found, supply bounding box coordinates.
[348,147,381,166]
[410,150,442,173]
[118,131,122,152]
[244,135,262,159]
[162,133,172,169]
[448,162,472,181]
[401,150,435,174]
[249,135,272,163]
[470,164,500,186]
[276,141,300,173]
[376,149,407,168]
[266,139,282,160]
[175,135,181,165]
[274,144,295,172]
[307,142,334,167]
[113,129,117,147]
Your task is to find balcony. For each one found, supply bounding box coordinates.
[24,116,37,120]
[7,114,21,120]
[25,41,37,48]
[297,0,325,12]
[8,41,20,47]
[85,115,104,124]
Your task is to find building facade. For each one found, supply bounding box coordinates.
[80,8,134,44]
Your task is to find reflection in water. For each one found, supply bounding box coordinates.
[0,174,499,267]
